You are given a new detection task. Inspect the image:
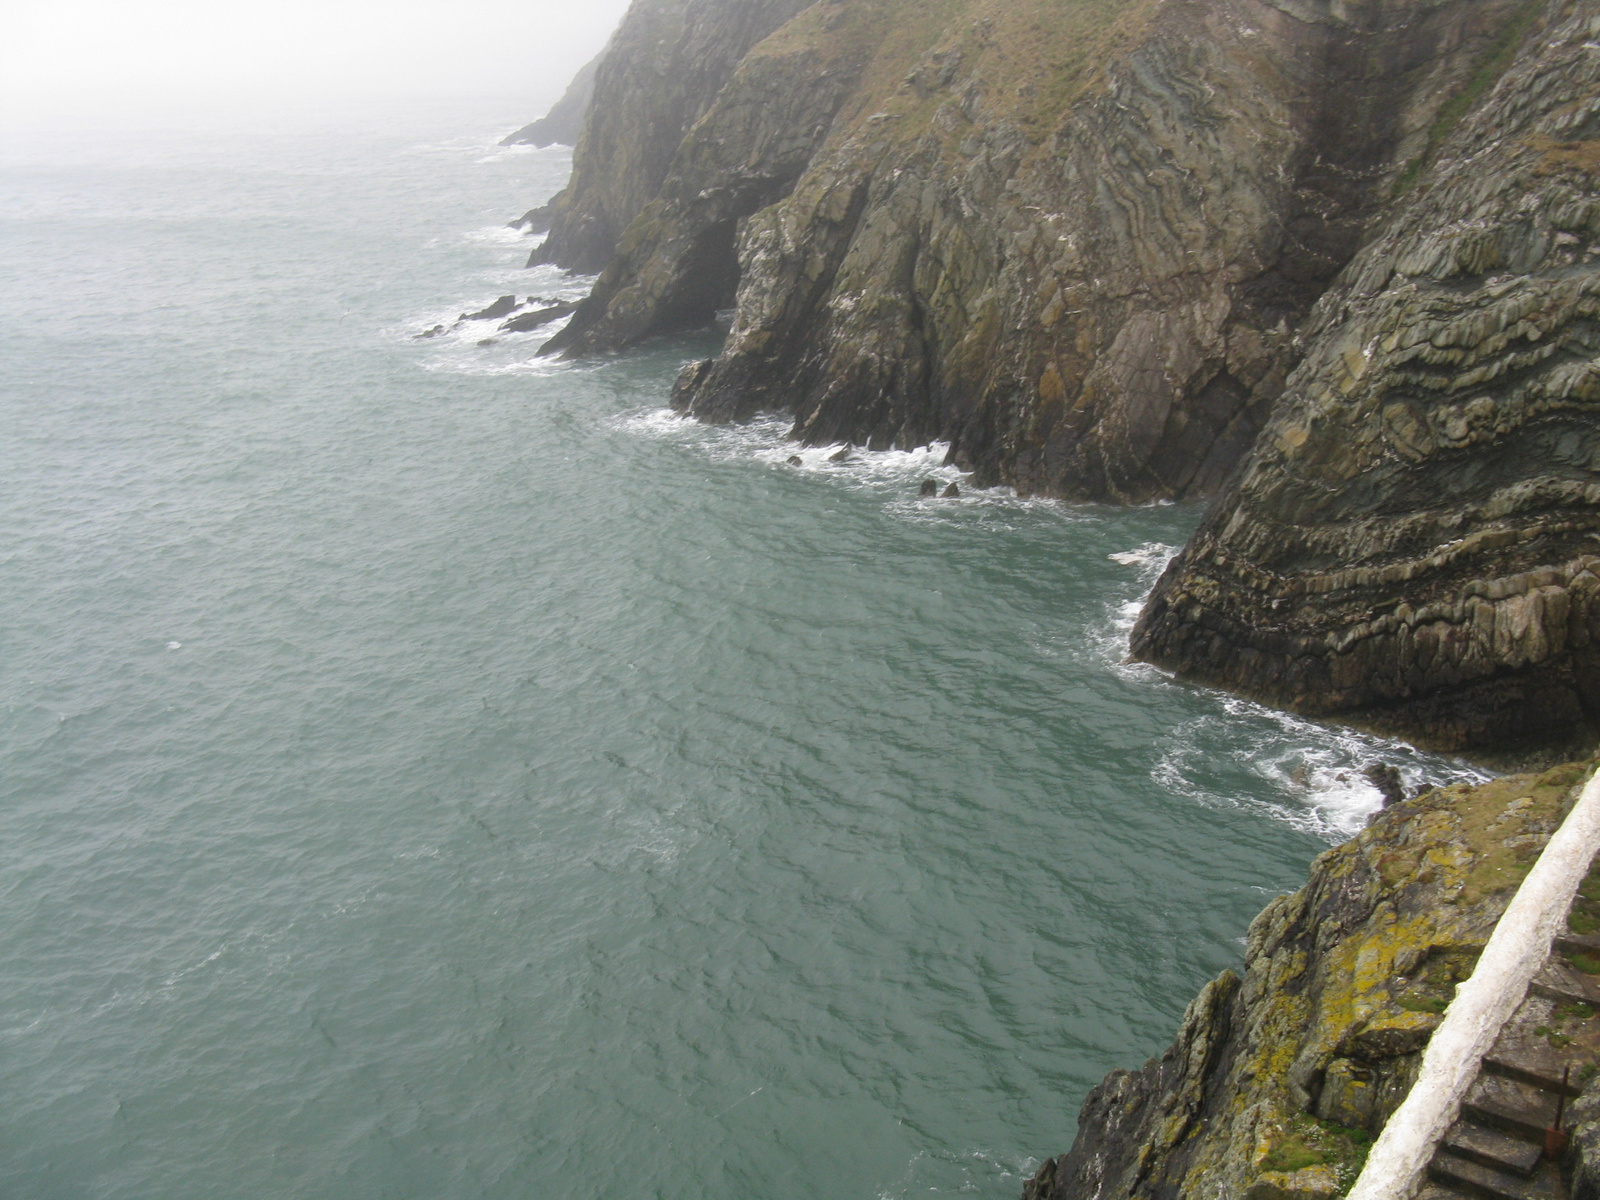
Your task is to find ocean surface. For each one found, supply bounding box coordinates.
[0,97,1481,1200]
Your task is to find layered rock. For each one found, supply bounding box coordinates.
[1132,0,1600,754]
[501,51,603,149]
[1022,761,1589,1200]
[541,0,1531,501]
[525,0,813,273]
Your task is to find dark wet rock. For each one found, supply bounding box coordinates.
[671,359,715,411]
[498,302,577,334]
[477,339,497,347]
[828,447,851,463]
[416,324,448,340]
[786,455,803,466]
[1363,763,1406,809]
[501,52,602,148]
[942,482,960,499]
[919,479,938,498]
[508,204,553,234]
[461,295,520,321]
[1132,2,1600,755]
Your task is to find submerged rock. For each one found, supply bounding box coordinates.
[919,479,938,498]
[786,455,803,467]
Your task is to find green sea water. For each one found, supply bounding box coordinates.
[0,97,1478,1200]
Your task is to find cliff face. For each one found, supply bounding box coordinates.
[526,0,813,273]
[501,52,602,149]
[540,0,1531,502]
[1023,762,1588,1200]
[1132,0,1600,755]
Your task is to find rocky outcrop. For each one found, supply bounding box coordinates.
[1132,0,1600,755]
[524,0,813,273]
[539,0,1533,502]
[501,51,603,149]
[1022,762,1590,1200]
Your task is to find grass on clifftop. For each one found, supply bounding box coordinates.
[747,0,1160,152]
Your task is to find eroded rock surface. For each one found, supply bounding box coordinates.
[540,0,1530,502]
[526,0,813,273]
[1132,0,1600,754]
[1023,763,1589,1200]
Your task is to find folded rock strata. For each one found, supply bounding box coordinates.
[537,0,1531,502]
[1133,0,1600,754]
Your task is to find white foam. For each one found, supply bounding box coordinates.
[613,405,1085,523]
[1088,541,1485,839]
[165,641,181,650]
[461,224,531,248]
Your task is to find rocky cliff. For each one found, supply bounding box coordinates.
[1131,0,1600,756]
[1021,761,1590,1200]
[501,51,603,149]
[533,0,1533,502]
[523,0,813,273]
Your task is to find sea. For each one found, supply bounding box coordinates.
[0,95,1483,1200]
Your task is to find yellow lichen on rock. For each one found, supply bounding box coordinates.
[1025,762,1591,1199]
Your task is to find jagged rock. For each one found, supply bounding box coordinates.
[416,324,448,339]
[524,0,813,273]
[672,359,714,411]
[501,52,602,148]
[828,447,851,463]
[919,479,938,497]
[941,482,960,499]
[1364,763,1406,808]
[461,295,520,321]
[498,302,577,333]
[1023,762,1588,1199]
[539,0,1530,503]
[1132,0,1600,755]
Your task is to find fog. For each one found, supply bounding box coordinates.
[1,0,632,118]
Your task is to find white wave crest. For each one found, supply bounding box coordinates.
[614,405,1082,521]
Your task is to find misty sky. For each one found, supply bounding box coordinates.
[2,1,633,114]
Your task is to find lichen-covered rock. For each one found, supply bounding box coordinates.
[1021,762,1590,1200]
[526,0,813,273]
[1132,0,1600,754]
[544,0,1530,501]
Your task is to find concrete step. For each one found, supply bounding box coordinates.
[1444,1120,1543,1177]
[1531,958,1600,1008]
[1478,1049,1580,1107]
[1554,931,1600,959]
[1429,1151,1564,1200]
[1463,1074,1561,1142]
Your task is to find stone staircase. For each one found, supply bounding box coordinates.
[1417,934,1600,1200]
